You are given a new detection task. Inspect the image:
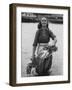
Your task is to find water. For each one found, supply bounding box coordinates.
[21,22,63,77]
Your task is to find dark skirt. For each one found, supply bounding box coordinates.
[36,55,52,76]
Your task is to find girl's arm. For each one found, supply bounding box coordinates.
[49,30,57,46]
[32,46,36,60]
[53,37,57,46]
[32,30,39,59]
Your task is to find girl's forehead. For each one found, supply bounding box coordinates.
[41,17,47,21]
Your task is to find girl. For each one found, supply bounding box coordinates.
[31,17,57,75]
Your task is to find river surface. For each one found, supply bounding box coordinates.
[21,22,63,77]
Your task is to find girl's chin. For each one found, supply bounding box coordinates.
[42,25,47,27]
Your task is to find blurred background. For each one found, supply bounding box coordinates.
[21,12,63,23]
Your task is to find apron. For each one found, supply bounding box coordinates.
[37,43,48,55]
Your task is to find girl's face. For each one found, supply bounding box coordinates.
[41,17,47,27]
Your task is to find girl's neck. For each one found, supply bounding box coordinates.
[42,26,47,29]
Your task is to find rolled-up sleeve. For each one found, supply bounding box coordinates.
[33,30,39,46]
[49,30,56,40]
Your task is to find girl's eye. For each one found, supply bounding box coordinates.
[42,20,46,21]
